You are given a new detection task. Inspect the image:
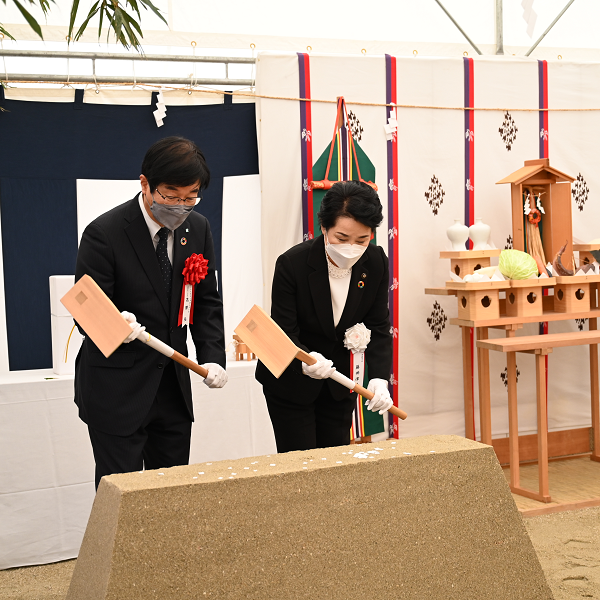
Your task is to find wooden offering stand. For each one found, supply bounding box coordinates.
[441,249,500,279]
[506,278,555,318]
[233,334,256,361]
[425,159,600,509]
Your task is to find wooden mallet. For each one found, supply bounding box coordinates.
[60,274,209,379]
[235,305,407,420]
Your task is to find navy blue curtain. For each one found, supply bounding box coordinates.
[0,92,258,370]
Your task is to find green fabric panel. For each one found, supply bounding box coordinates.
[361,364,385,437]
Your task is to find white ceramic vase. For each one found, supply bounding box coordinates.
[446,219,469,251]
[469,218,491,251]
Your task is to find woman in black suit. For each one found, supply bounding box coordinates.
[256,181,393,452]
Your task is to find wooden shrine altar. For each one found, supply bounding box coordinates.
[426,159,600,505]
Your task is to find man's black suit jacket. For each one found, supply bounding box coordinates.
[74,195,226,436]
[256,235,392,404]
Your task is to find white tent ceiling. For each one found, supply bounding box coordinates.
[1,0,599,59]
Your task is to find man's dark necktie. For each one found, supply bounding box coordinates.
[156,227,172,301]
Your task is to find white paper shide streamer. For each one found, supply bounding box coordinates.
[153,88,167,127]
[344,323,371,390]
[181,283,193,326]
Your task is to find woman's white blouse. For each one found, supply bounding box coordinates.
[326,252,352,327]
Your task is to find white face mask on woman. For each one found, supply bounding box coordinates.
[324,232,368,270]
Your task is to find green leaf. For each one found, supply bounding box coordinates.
[0,23,16,40]
[11,0,44,38]
[67,0,80,42]
[73,0,100,42]
[138,0,167,26]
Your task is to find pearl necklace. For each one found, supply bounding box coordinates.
[325,248,351,279]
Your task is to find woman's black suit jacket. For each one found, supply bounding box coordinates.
[256,235,392,404]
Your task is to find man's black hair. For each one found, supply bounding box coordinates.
[141,136,211,192]
[317,180,383,231]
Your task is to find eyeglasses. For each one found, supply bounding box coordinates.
[154,188,202,206]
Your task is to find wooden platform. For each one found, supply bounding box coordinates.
[506,455,600,516]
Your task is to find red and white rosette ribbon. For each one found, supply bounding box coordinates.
[178,253,209,327]
[344,323,371,391]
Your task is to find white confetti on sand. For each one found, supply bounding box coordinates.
[375,448,383,450]
[228,467,232,470]
[206,463,212,465]
[253,469,257,472]
[353,452,369,459]
[158,473,164,476]
[430,451,436,453]
[270,464,276,466]
[244,467,249,470]
[232,473,237,476]
[198,472,204,475]
[336,461,342,464]
[391,441,396,444]
[368,450,380,455]
[229,476,234,479]
[303,467,307,469]
[303,462,308,464]
[404,452,412,455]
[321,458,327,461]
[218,477,223,480]
[193,476,197,479]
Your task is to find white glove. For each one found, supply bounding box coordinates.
[301,351,336,380]
[365,378,393,414]
[201,363,228,389]
[121,311,145,343]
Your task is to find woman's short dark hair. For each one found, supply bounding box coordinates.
[317,180,383,231]
[141,136,211,192]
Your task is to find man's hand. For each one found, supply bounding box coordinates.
[121,311,145,343]
[365,378,393,414]
[301,351,336,380]
[201,363,228,388]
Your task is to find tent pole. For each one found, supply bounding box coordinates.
[2,74,254,86]
[0,49,254,64]
[495,0,504,55]
[525,0,577,57]
[432,0,483,55]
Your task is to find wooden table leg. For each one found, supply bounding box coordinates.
[506,351,520,490]
[462,326,475,441]
[590,318,600,463]
[477,327,491,445]
[508,349,552,503]
[535,351,551,502]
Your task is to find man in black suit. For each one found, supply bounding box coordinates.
[75,136,227,488]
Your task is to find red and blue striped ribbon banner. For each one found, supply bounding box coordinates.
[385,54,400,437]
[298,52,314,240]
[538,59,550,396]
[463,56,476,439]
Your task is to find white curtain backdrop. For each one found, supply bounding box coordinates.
[255,51,599,440]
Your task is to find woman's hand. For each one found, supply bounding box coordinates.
[366,378,393,414]
[302,352,336,380]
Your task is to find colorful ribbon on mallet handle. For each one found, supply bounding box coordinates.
[178,253,209,327]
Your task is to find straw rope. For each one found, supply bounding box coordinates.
[4,79,600,112]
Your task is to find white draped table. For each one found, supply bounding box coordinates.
[0,360,275,570]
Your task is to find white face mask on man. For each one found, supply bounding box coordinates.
[324,232,368,270]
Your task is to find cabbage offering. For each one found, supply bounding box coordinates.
[498,249,538,280]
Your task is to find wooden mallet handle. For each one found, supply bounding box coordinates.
[172,351,209,379]
[138,331,209,379]
[296,350,407,420]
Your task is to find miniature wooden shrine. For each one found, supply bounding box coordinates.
[496,158,575,270]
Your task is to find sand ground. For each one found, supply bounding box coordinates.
[0,506,598,600]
